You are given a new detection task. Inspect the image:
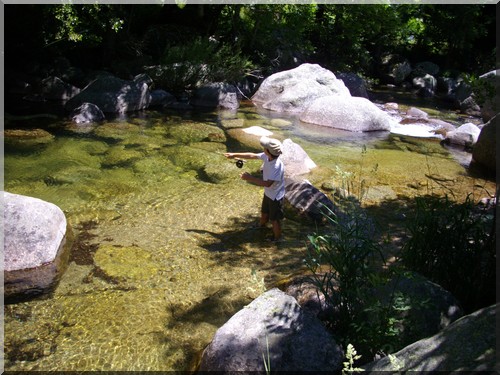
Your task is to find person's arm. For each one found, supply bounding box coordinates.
[240,172,274,187]
[224,152,260,160]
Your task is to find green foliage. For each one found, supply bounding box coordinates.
[400,194,496,312]
[5,4,497,83]
[461,72,498,108]
[48,4,124,45]
[342,344,364,375]
[147,37,253,92]
[305,202,409,358]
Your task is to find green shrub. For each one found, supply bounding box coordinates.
[400,194,496,312]
[304,203,407,359]
[146,37,253,92]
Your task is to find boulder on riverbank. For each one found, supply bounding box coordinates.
[191,82,239,110]
[471,114,497,176]
[65,74,152,114]
[199,288,344,372]
[3,191,72,301]
[252,63,398,133]
[444,122,481,148]
[362,303,497,372]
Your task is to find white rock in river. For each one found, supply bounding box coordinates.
[3,191,71,300]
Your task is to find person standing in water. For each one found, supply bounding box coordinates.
[224,136,285,242]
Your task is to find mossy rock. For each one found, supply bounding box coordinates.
[3,128,55,150]
[191,141,227,154]
[79,139,109,156]
[219,118,246,129]
[132,155,177,176]
[93,122,142,141]
[41,139,103,170]
[201,161,240,184]
[169,121,226,144]
[119,133,172,152]
[43,165,103,186]
[103,145,143,167]
[164,144,222,171]
[389,134,449,156]
[64,122,97,135]
[226,128,263,152]
[93,245,160,282]
[270,118,293,127]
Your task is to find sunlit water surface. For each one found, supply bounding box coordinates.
[3,99,494,371]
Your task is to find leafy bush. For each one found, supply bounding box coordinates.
[145,37,253,93]
[304,203,407,359]
[400,194,496,312]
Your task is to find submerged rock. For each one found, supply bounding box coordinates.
[93,245,160,283]
[169,121,226,144]
[3,128,55,150]
[3,192,71,301]
[93,122,143,141]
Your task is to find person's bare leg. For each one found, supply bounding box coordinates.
[260,213,269,227]
[272,220,282,240]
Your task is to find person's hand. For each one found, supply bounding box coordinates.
[224,152,234,159]
[240,172,251,181]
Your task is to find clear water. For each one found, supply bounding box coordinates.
[3,100,494,371]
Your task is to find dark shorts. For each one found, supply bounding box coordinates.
[261,194,284,222]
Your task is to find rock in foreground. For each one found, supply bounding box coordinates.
[362,303,497,373]
[3,191,71,301]
[199,288,343,372]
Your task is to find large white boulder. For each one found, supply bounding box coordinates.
[252,63,351,113]
[300,96,394,132]
[3,191,71,300]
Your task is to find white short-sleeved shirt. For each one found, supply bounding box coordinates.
[258,153,285,201]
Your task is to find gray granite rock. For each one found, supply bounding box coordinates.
[3,191,71,300]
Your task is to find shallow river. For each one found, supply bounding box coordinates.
[3,96,495,371]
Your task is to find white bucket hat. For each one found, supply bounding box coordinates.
[260,136,282,157]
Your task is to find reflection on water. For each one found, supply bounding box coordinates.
[3,101,494,371]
